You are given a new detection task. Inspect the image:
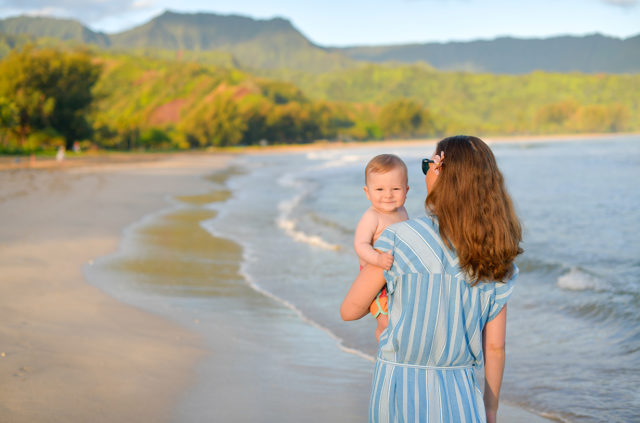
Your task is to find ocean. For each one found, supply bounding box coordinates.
[88,135,640,422]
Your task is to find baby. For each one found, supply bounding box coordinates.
[354,154,409,341]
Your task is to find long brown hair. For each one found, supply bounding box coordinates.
[425,135,523,283]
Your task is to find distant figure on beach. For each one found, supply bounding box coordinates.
[56,145,65,162]
[342,135,523,423]
[354,154,409,342]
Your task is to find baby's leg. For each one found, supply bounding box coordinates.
[375,314,389,342]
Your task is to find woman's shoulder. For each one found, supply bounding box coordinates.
[378,215,455,274]
[376,216,434,251]
[410,215,438,230]
[386,215,437,234]
[387,215,443,247]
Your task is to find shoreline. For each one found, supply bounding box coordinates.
[227,131,640,154]
[1,131,637,171]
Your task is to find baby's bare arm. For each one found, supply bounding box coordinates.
[354,210,379,264]
[354,210,393,269]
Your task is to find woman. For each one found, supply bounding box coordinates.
[341,135,523,423]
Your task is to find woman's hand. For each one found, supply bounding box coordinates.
[340,263,387,321]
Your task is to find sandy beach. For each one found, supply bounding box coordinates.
[0,146,560,422]
[0,154,229,422]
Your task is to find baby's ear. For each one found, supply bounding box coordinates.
[363,186,370,200]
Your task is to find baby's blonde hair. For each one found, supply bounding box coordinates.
[365,154,408,185]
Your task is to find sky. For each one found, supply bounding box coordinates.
[0,0,638,46]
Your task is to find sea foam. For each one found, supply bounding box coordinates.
[557,267,604,292]
[276,173,341,251]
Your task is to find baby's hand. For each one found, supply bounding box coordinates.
[377,252,394,270]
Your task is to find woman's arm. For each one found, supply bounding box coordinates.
[482,305,507,423]
[340,264,387,321]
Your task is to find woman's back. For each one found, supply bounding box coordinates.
[367,215,516,422]
[375,215,516,367]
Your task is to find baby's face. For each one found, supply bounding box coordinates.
[364,168,409,214]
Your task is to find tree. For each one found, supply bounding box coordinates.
[0,97,18,148]
[0,45,101,150]
[534,100,579,133]
[378,98,433,138]
[258,79,307,105]
[239,98,272,145]
[180,91,247,147]
[569,103,630,133]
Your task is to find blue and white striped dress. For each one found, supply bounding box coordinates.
[371,216,517,423]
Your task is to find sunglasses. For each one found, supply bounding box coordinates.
[422,158,435,175]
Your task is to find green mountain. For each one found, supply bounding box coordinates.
[335,34,640,74]
[111,11,303,50]
[109,11,355,72]
[0,15,110,47]
[0,12,638,74]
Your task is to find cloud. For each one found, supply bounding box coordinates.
[600,0,638,7]
[0,0,157,24]
[132,0,155,9]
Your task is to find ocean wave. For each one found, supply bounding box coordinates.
[277,216,341,251]
[307,211,353,236]
[557,267,606,292]
[515,256,564,275]
[305,150,369,170]
[276,173,341,251]
[318,154,365,169]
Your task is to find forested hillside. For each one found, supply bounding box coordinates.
[263,64,639,135]
[0,46,374,152]
[1,43,637,154]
